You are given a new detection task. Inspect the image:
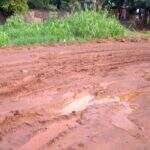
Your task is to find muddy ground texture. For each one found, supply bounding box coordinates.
[0,39,149,150]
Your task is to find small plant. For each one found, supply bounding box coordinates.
[5,15,25,28]
[0,31,9,46]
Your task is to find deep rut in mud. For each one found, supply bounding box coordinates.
[0,40,150,150]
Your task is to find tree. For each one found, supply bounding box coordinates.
[134,0,150,7]
[28,0,53,10]
[0,0,28,14]
[101,0,150,8]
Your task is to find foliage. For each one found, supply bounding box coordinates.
[5,15,25,28]
[134,0,150,7]
[66,11,125,38]
[28,0,53,10]
[0,0,28,14]
[0,0,150,15]
[27,0,79,11]
[0,11,126,46]
[0,31,9,46]
[102,0,150,8]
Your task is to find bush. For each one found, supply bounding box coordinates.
[66,11,125,38]
[134,0,150,7]
[0,31,9,46]
[28,0,52,10]
[0,0,28,14]
[5,15,25,28]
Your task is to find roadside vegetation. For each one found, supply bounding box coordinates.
[0,0,149,47]
[0,11,126,46]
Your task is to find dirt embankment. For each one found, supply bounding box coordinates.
[0,40,150,150]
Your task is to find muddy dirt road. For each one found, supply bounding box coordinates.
[0,40,150,150]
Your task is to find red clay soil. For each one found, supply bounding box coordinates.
[0,39,150,150]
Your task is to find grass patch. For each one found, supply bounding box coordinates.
[0,11,126,46]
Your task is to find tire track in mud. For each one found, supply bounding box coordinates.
[0,46,150,95]
[19,116,80,150]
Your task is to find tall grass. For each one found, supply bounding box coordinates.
[0,11,126,46]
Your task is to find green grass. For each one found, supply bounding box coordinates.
[0,11,126,46]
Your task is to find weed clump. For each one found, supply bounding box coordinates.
[0,31,9,46]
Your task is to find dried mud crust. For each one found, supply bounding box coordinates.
[0,40,150,150]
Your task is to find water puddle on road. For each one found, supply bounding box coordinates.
[61,91,140,136]
[61,93,121,115]
[93,96,120,105]
[61,94,94,115]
